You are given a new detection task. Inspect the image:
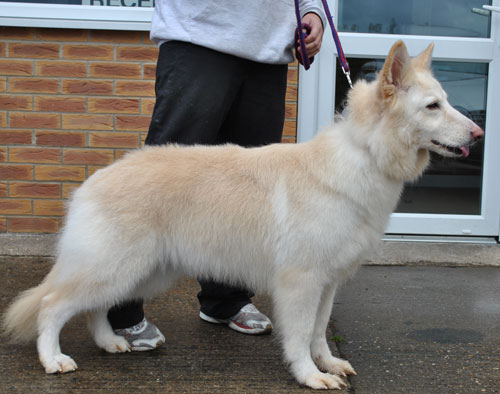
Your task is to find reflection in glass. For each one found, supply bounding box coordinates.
[338,0,491,38]
[335,59,487,215]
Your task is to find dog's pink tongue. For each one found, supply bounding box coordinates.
[461,146,470,158]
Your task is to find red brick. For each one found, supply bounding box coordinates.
[286,84,298,101]
[35,96,86,113]
[283,120,297,137]
[143,64,156,79]
[87,166,106,177]
[90,62,141,79]
[89,98,139,114]
[115,150,132,160]
[141,99,155,114]
[90,30,141,43]
[62,114,113,131]
[0,27,35,40]
[9,217,59,233]
[35,165,85,182]
[36,61,87,77]
[117,46,158,62]
[285,103,297,119]
[0,78,6,93]
[287,68,298,83]
[10,182,60,198]
[0,95,32,111]
[142,32,155,45]
[63,149,113,165]
[9,78,60,94]
[37,28,88,42]
[9,43,60,59]
[89,132,139,148]
[62,80,113,95]
[0,147,6,162]
[36,131,85,147]
[0,43,5,57]
[0,200,32,215]
[0,218,6,232]
[0,183,6,197]
[116,81,155,97]
[62,44,114,60]
[10,112,60,129]
[0,60,33,76]
[33,200,65,216]
[10,148,61,164]
[281,136,296,144]
[0,165,32,180]
[62,183,79,199]
[0,112,6,127]
[116,115,150,131]
[0,130,33,145]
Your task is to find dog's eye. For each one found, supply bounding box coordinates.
[426,102,440,110]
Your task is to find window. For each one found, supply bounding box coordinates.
[0,0,154,30]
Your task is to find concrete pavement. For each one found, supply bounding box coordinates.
[333,266,500,394]
[1,256,499,393]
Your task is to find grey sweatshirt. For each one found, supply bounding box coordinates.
[150,0,327,64]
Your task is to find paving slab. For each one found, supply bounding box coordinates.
[0,256,349,393]
[332,266,500,394]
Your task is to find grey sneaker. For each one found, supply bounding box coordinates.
[114,318,165,351]
[200,303,273,335]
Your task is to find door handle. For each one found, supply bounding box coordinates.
[483,5,500,13]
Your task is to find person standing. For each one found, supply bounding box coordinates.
[107,0,326,350]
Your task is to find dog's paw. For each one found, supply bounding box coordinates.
[42,353,78,374]
[303,371,346,390]
[316,355,356,377]
[100,335,132,353]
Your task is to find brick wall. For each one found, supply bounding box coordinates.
[0,27,299,234]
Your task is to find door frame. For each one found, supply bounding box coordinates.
[297,0,500,237]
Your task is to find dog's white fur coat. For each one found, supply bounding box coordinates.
[3,41,483,389]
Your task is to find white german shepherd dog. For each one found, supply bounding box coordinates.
[3,41,483,389]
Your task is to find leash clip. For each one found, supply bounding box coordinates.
[342,67,353,89]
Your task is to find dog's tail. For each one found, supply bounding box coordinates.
[2,277,53,343]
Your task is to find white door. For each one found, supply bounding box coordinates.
[298,0,500,238]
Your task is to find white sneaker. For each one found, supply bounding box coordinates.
[114,318,165,351]
[200,303,273,335]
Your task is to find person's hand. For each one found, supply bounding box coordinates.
[299,12,324,57]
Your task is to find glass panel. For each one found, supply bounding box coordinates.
[338,0,491,38]
[335,59,487,215]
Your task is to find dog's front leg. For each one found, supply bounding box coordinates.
[310,283,356,377]
[273,272,346,390]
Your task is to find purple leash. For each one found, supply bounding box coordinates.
[294,0,352,88]
[294,0,313,70]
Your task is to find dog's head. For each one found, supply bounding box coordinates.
[347,40,484,181]
[380,40,483,158]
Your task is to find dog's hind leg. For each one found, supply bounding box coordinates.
[310,283,356,377]
[86,310,131,353]
[37,293,79,374]
[273,272,346,390]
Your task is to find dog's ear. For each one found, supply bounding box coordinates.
[412,42,434,70]
[380,40,411,101]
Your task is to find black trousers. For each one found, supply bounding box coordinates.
[107,41,288,329]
